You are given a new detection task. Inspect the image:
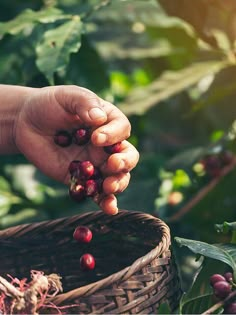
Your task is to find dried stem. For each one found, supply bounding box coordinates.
[168,157,236,223]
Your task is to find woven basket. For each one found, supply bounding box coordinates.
[0,210,182,314]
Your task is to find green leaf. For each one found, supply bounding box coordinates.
[215,221,236,234]
[158,302,171,314]
[179,258,226,314]
[118,60,229,116]
[0,208,49,229]
[182,294,217,314]
[0,7,69,37]
[175,237,236,274]
[36,17,83,84]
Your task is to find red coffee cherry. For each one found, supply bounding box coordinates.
[224,302,236,314]
[91,166,103,180]
[104,142,122,154]
[85,179,99,197]
[80,253,96,271]
[203,155,222,177]
[213,281,231,299]
[220,151,234,166]
[54,130,72,147]
[224,272,233,283]
[68,160,81,177]
[73,127,91,145]
[79,161,95,180]
[210,274,226,286]
[73,226,92,243]
[69,183,86,202]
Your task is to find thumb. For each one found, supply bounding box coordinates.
[53,85,108,126]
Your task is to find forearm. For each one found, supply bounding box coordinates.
[0,85,33,154]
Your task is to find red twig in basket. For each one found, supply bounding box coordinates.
[0,271,63,315]
[168,157,236,223]
[201,290,236,314]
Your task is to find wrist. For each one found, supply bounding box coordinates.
[0,85,35,154]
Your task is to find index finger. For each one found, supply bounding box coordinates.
[91,100,131,146]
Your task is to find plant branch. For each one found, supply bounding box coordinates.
[201,290,236,315]
[168,157,236,223]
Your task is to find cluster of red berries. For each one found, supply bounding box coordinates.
[73,226,95,271]
[210,272,236,313]
[54,127,122,203]
[54,128,91,147]
[69,160,103,202]
[200,150,234,178]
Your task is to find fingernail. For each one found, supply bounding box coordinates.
[89,108,106,120]
[97,132,107,144]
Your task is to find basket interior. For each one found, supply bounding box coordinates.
[0,211,164,292]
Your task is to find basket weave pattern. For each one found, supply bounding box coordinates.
[0,210,182,314]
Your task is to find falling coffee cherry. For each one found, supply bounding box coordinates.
[104,142,122,154]
[73,127,91,145]
[80,253,96,271]
[73,226,93,243]
[54,130,72,147]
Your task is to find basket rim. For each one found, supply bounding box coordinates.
[45,210,171,305]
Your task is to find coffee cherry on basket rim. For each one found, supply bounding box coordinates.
[104,142,122,154]
[80,253,96,271]
[213,280,232,299]
[73,226,92,243]
[54,130,72,147]
[73,127,91,146]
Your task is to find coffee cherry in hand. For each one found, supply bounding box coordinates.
[54,130,72,147]
[73,127,91,146]
[104,142,122,154]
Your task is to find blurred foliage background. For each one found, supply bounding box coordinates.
[1,0,236,298]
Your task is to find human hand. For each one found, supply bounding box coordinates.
[14,85,139,215]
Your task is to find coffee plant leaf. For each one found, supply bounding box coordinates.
[36,18,83,84]
[215,221,236,234]
[181,294,220,314]
[175,237,236,272]
[179,258,226,314]
[118,60,229,116]
[0,7,67,37]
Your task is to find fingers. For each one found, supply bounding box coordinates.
[99,195,118,216]
[103,172,131,195]
[100,140,140,174]
[53,86,131,146]
[91,101,131,146]
[53,85,108,126]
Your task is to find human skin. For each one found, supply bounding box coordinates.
[0,84,139,215]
